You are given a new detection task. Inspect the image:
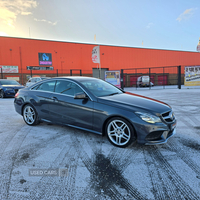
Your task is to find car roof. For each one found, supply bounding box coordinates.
[50,76,98,81]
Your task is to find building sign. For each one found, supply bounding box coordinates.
[27,66,54,70]
[38,53,52,65]
[184,66,200,86]
[0,66,18,73]
[105,70,121,88]
[197,37,200,52]
[92,46,100,63]
[197,45,200,52]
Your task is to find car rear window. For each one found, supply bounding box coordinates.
[33,81,56,92]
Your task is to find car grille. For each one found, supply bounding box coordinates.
[161,111,175,123]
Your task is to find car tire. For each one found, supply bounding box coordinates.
[0,90,5,98]
[105,117,136,148]
[23,104,39,126]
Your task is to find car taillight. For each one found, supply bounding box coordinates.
[15,92,19,98]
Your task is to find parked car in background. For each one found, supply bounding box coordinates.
[14,76,176,148]
[0,79,24,98]
[25,77,50,87]
[137,76,154,87]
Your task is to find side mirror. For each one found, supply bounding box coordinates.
[74,92,87,99]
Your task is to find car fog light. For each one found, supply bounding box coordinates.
[163,131,168,138]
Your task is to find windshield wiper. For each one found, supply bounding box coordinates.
[108,92,120,96]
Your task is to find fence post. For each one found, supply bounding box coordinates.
[80,70,82,76]
[178,65,181,89]
[149,68,151,90]
[0,68,3,79]
[163,67,165,89]
[19,46,23,85]
[136,69,137,89]
[121,69,124,90]
[70,70,72,76]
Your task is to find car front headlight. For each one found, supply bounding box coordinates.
[135,112,161,124]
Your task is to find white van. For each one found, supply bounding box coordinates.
[137,76,154,87]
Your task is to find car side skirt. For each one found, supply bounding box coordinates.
[40,118,102,135]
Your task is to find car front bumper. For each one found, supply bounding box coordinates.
[133,119,177,145]
[4,89,19,97]
[144,128,176,145]
[4,91,15,97]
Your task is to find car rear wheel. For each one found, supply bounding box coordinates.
[0,90,5,98]
[105,117,136,148]
[23,104,39,126]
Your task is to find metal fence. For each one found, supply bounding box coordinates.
[0,69,93,85]
[0,65,187,90]
[121,65,183,90]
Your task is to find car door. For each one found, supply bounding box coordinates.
[30,80,56,121]
[48,80,94,130]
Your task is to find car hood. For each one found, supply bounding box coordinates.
[2,85,24,89]
[97,92,171,114]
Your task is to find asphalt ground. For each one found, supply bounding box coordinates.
[0,88,200,200]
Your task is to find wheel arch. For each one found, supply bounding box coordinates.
[21,102,37,116]
[102,115,137,138]
[21,102,40,125]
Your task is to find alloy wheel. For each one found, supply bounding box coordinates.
[107,119,132,147]
[23,105,36,125]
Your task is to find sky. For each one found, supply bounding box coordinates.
[0,0,200,52]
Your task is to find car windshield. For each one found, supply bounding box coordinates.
[80,79,123,97]
[0,80,20,85]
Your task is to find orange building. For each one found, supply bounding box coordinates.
[0,36,200,85]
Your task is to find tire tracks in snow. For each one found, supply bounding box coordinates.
[71,132,148,200]
[144,146,199,200]
[27,144,79,200]
[0,125,31,200]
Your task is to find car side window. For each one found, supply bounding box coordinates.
[36,81,56,92]
[55,80,83,96]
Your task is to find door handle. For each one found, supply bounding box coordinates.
[51,96,58,102]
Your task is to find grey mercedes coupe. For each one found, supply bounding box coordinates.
[14,76,176,148]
